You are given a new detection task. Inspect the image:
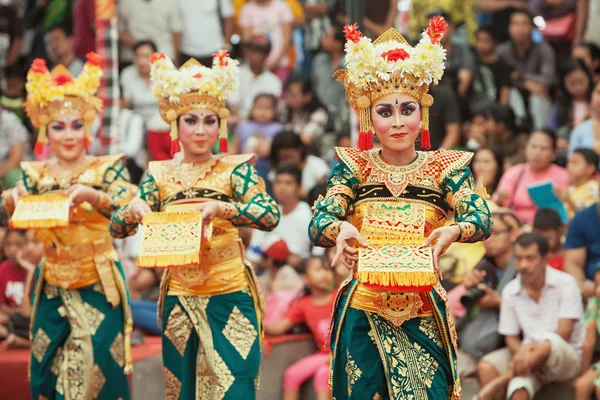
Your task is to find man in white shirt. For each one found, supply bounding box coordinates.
[118,0,181,65]
[229,35,282,121]
[476,232,585,400]
[176,0,233,67]
[247,163,313,269]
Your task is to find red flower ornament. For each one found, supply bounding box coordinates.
[150,53,166,64]
[343,24,362,43]
[212,50,230,67]
[426,16,447,45]
[85,52,102,66]
[31,59,48,74]
[53,74,73,85]
[382,48,410,62]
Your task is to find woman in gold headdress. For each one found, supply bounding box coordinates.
[308,19,493,399]
[0,53,137,399]
[110,51,280,400]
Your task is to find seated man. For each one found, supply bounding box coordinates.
[476,232,585,400]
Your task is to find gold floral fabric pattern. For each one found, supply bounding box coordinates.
[419,317,443,348]
[164,367,183,400]
[222,306,258,360]
[345,349,362,395]
[164,304,193,357]
[32,328,51,363]
[110,333,125,368]
[90,364,106,399]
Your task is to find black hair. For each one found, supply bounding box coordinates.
[474,147,505,194]
[308,181,327,208]
[331,23,346,44]
[249,93,278,123]
[515,232,550,257]
[283,73,327,116]
[533,208,563,231]
[5,229,26,239]
[510,9,535,27]
[531,128,557,151]
[486,104,518,134]
[572,148,600,167]
[4,62,24,80]
[46,20,73,37]
[274,162,302,185]
[576,42,600,73]
[134,40,158,54]
[269,130,307,167]
[556,58,593,127]
[475,25,497,42]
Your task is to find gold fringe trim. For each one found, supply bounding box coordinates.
[137,211,203,268]
[354,270,437,289]
[11,194,70,229]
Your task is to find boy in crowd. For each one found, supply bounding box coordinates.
[532,208,565,271]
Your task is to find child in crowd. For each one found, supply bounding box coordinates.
[559,148,600,217]
[4,229,44,349]
[0,229,27,340]
[532,208,565,271]
[280,74,329,148]
[1,63,27,124]
[258,235,304,325]
[573,268,600,400]
[232,93,283,181]
[265,256,336,400]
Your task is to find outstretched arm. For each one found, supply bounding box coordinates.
[217,162,280,231]
[309,161,360,247]
[442,166,493,243]
[110,173,160,238]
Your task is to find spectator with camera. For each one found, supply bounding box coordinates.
[454,207,521,378]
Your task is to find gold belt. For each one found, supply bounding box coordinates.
[168,240,248,296]
[350,282,432,327]
[43,237,122,307]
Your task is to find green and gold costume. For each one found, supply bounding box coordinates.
[309,147,492,399]
[110,154,280,400]
[0,154,136,399]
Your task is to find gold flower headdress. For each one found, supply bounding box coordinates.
[25,53,103,155]
[150,51,239,155]
[335,17,448,150]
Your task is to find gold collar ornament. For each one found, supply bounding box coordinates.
[25,53,103,156]
[149,51,239,156]
[335,17,448,150]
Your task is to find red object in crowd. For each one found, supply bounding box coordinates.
[147,130,173,161]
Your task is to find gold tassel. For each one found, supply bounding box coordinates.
[354,270,437,289]
[218,107,230,153]
[357,95,373,150]
[420,94,434,149]
[83,110,96,151]
[166,109,180,155]
[34,114,49,155]
[10,194,70,229]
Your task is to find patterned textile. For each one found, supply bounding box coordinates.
[309,148,492,289]
[30,282,130,399]
[161,291,260,400]
[329,281,458,400]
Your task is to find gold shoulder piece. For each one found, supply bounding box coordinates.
[20,161,45,183]
[220,153,256,167]
[147,160,173,183]
[312,194,325,211]
[334,146,369,182]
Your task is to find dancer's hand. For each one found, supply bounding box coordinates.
[331,222,368,270]
[130,202,152,223]
[10,184,27,207]
[194,201,220,225]
[421,225,460,279]
[64,184,99,207]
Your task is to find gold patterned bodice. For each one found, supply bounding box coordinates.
[21,154,131,293]
[148,154,254,294]
[336,148,473,289]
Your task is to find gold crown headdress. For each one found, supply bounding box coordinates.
[150,51,239,155]
[335,17,448,150]
[25,53,103,156]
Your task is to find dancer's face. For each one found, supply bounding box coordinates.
[47,113,87,162]
[178,107,219,158]
[371,94,421,153]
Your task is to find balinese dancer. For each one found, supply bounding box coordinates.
[0,53,137,399]
[110,51,280,400]
[308,19,493,399]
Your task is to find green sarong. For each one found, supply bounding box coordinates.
[330,280,460,400]
[161,290,261,400]
[30,282,130,399]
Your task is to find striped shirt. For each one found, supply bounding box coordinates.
[499,266,585,357]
